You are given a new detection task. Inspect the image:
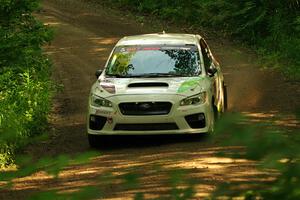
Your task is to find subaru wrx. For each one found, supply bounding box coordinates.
[87,33,227,147]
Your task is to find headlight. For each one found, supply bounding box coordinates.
[180,92,207,106]
[91,94,112,107]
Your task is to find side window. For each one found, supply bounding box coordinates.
[200,39,212,72]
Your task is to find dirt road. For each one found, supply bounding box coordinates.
[1,0,299,199]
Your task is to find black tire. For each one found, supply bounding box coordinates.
[211,96,220,121]
[223,84,228,112]
[213,104,219,120]
[207,105,217,134]
[88,134,99,148]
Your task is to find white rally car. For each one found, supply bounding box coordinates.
[87,33,227,147]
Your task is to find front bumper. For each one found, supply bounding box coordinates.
[87,94,213,135]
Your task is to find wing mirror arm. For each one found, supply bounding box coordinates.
[95,69,103,79]
[207,67,217,77]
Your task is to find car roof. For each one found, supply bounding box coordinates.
[116,33,201,46]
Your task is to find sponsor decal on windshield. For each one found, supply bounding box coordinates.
[116,45,195,53]
[141,47,161,50]
[160,47,191,50]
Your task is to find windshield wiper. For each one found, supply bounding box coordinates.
[106,74,146,78]
[132,73,184,78]
[106,73,187,78]
[105,74,128,78]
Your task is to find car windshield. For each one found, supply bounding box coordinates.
[105,45,201,78]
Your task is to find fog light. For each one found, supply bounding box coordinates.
[89,115,107,130]
[185,113,206,129]
[90,115,96,122]
[197,113,205,120]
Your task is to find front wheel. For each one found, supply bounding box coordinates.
[88,134,99,148]
[223,84,228,112]
[208,104,218,133]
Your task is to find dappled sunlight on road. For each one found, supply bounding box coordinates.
[11,171,54,191]
[167,156,251,169]
[34,14,64,27]
[1,140,276,199]
[89,37,119,45]
[242,111,300,129]
[44,22,63,26]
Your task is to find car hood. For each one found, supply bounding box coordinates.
[93,76,210,97]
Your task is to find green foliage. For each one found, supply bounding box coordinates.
[100,0,300,80]
[0,151,101,199]
[1,112,298,199]
[28,187,100,200]
[169,169,195,199]
[122,171,140,189]
[211,112,300,199]
[0,150,197,199]
[0,0,54,167]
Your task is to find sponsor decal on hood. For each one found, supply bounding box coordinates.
[95,77,207,96]
[177,77,203,93]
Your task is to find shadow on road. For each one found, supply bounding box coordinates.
[90,134,210,150]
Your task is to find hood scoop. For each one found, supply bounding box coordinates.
[128,82,169,88]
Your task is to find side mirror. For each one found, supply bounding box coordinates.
[95,69,103,79]
[207,67,217,77]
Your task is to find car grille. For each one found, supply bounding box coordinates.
[114,123,179,131]
[119,102,172,115]
[127,82,168,87]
